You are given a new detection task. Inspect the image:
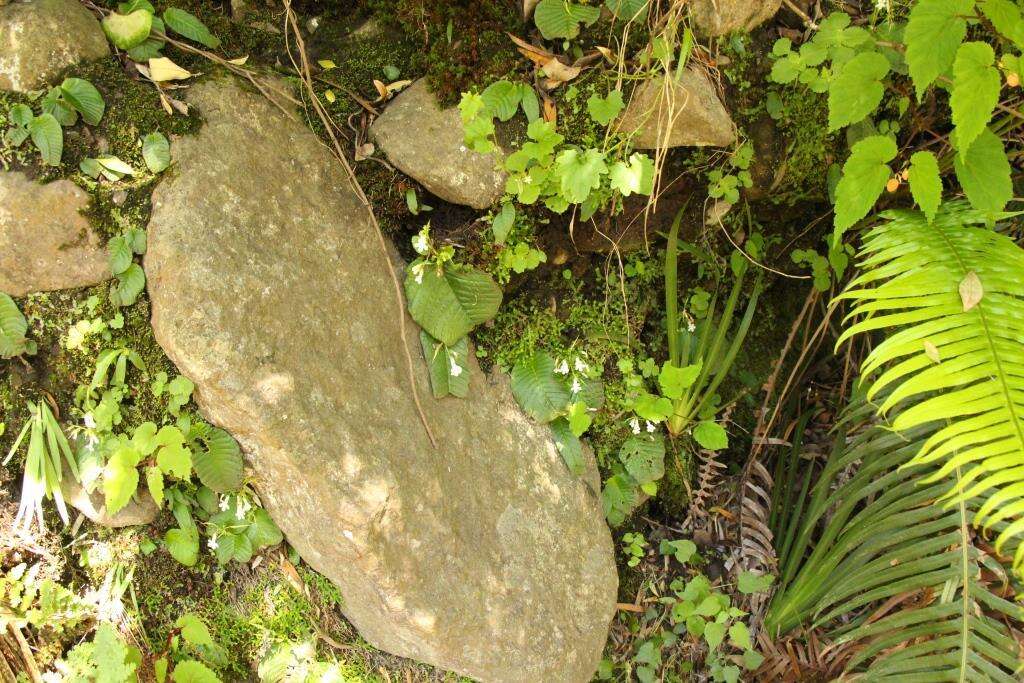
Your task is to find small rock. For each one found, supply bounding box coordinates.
[112,190,128,206]
[689,0,783,36]
[371,79,507,210]
[0,172,109,296]
[61,477,159,528]
[616,70,736,150]
[146,77,615,683]
[0,0,110,92]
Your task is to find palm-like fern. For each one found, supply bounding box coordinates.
[836,203,1024,568]
[765,412,1024,680]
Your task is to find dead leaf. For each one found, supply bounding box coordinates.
[279,556,307,596]
[596,46,618,64]
[318,59,337,70]
[373,79,412,102]
[523,0,540,18]
[541,57,581,87]
[168,97,189,115]
[373,79,389,100]
[543,98,557,123]
[507,32,555,67]
[959,271,984,311]
[324,89,336,103]
[148,57,193,82]
[227,55,249,65]
[923,340,941,363]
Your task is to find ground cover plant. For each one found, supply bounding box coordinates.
[1,0,1023,680]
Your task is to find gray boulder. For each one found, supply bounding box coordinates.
[0,172,109,296]
[689,0,782,36]
[616,69,736,149]
[0,0,110,92]
[371,79,507,209]
[145,78,616,683]
[61,477,159,528]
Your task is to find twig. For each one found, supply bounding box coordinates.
[8,626,41,683]
[782,0,819,30]
[282,1,437,449]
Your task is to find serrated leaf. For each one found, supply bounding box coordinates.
[94,623,137,682]
[704,621,726,650]
[951,42,1000,157]
[605,0,648,21]
[0,293,31,359]
[481,80,520,122]
[620,434,665,485]
[550,417,586,476]
[534,0,598,39]
[142,131,170,173]
[103,446,141,516]
[194,428,243,493]
[904,0,973,98]
[555,147,608,203]
[693,421,728,450]
[658,362,701,400]
[245,508,283,549]
[157,441,192,480]
[171,660,219,683]
[163,8,220,48]
[737,570,774,594]
[60,78,105,125]
[908,150,942,222]
[833,135,897,244]
[981,0,1024,49]
[828,51,889,131]
[404,265,502,346]
[729,622,752,650]
[420,331,469,398]
[587,90,624,125]
[511,351,570,423]
[175,614,214,648]
[953,127,1012,214]
[29,114,62,166]
[608,153,654,197]
[114,263,146,306]
[102,9,153,50]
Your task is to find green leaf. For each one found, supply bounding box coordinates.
[511,351,570,423]
[165,527,199,566]
[419,331,469,399]
[832,135,897,244]
[658,362,700,400]
[704,621,726,650]
[951,42,1000,158]
[980,0,1024,48]
[102,9,154,50]
[729,622,752,650]
[555,148,608,204]
[550,417,586,476]
[171,659,220,683]
[904,0,973,98]
[245,508,283,549]
[660,538,697,564]
[693,421,728,450]
[608,153,654,198]
[156,440,192,480]
[566,401,591,436]
[737,570,774,594]
[142,131,170,173]
[633,393,673,422]
[113,263,146,306]
[145,466,164,507]
[0,293,31,359]
[491,202,515,244]
[163,8,220,48]
[953,127,1012,214]
[404,265,502,346]
[480,80,520,122]
[94,622,137,683]
[907,150,942,222]
[175,614,214,648]
[193,428,243,493]
[605,0,648,21]
[534,0,599,39]
[60,78,104,125]
[518,84,540,122]
[742,649,765,670]
[103,446,141,515]
[127,16,166,62]
[602,474,640,525]
[108,235,133,275]
[827,51,889,131]
[28,114,63,166]
[587,90,624,125]
[620,434,665,485]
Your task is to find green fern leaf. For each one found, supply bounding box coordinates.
[837,202,1024,566]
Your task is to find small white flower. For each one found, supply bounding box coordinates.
[83,413,97,429]
[687,320,696,333]
[236,497,251,520]
[554,360,570,375]
[574,358,588,372]
[645,421,656,433]
[449,356,463,377]
[570,377,582,394]
[411,227,431,255]
[218,496,230,512]
[207,536,219,551]
[629,417,641,434]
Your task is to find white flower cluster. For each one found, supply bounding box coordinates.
[628,416,656,435]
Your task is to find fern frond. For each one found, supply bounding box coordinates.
[765,419,1024,680]
[836,202,1024,567]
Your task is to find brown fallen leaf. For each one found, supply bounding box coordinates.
[541,57,582,87]
[596,46,618,64]
[523,0,540,18]
[959,270,984,311]
[507,32,555,67]
[148,56,193,82]
[355,142,375,161]
[279,556,307,596]
[373,78,412,102]
[543,98,557,123]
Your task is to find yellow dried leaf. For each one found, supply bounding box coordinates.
[227,55,249,65]
[959,270,984,311]
[541,57,581,85]
[148,57,193,82]
[318,59,337,70]
[324,89,336,103]
[923,340,941,363]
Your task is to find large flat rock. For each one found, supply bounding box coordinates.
[689,0,782,36]
[145,78,616,682]
[371,79,507,209]
[616,70,736,149]
[0,0,110,92]
[0,172,109,296]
